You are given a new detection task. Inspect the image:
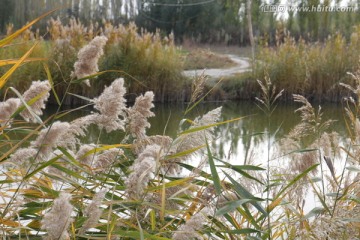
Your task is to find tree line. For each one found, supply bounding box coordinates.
[1,0,360,45]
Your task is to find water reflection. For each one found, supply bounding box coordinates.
[213,101,346,165]
[42,101,346,163]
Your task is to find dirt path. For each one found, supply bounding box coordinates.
[183,54,252,79]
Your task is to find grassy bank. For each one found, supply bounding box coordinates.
[255,31,360,102]
[219,28,360,102]
[0,19,188,104]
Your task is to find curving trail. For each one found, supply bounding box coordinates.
[183,54,252,79]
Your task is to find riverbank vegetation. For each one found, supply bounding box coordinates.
[4,17,360,104]
[216,27,360,102]
[1,20,359,239]
[0,18,186,104]
[253,28,360,102]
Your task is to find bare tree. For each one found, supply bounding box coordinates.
[247,0,255,73]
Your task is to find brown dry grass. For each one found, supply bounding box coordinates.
[182,48,237,70]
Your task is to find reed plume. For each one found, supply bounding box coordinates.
[92,78,127,132]
[32,121,70,157]
[127,91,155,139]
[0,98,20,127]
[79,189,106,234]
[126,144,162,199]
[162,107,222,174]
[172,208,211,240]
[20,80,51,123]
[175,106,222,154]
[0,80,51,127]
[41,192,73,240]
[71,35,108,86]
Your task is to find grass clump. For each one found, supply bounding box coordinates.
[254,29,360,102]
[102,23,185,102]
[207,27,360,102]
[182,48,236,70]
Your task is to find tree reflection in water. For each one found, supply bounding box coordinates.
[43,101,345,165]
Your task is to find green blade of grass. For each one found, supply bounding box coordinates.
[10,86,49,120]
[275,163,319,199]
[0,118,49,163]
[216,199,254,216]
[150,209,156,231]
[81,144,130,158]
[67,92,93,102]
[184,78,223,116]
[237,206,261,230]
[24,154,63,180]
[43,62,61,105]
[215,158,265,184]
[178,162,212,179]
[113,230,171,240]
[54,104,93,119]
[147,177,193,191]
[308,176,332,215]
[223,171,267,216]
[302,207,325,220]
[206,140,221,195]
[71,70,147,88]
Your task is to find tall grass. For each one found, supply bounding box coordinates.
[254,29,360,102]
[0,19,359,240]
[0,18,186,104]
[218,27,360,102]
[101,23,185,102]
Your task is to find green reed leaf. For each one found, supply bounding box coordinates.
[207,140,221,195]
[216,199,254,216]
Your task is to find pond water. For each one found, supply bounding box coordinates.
[44,100,347,164]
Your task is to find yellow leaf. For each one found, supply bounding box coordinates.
[0,43,38,89]
[164,145,205,160]
[0,218,20,227]
[27,220,40,229]
[0,58,47,67]
[0,9,57,48]
[80,144,131,159]
[179,116,246,136]
[267,196,283,213]
[160,183,166,222]
[21,189,45,198]
[148,177,193,191]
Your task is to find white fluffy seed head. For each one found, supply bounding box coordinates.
[32,121,70,157]
[20,80,51,123]
[127,91,155,139]
[0,98,20,127]
[41,192,73,240]
[71,36,108,86]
